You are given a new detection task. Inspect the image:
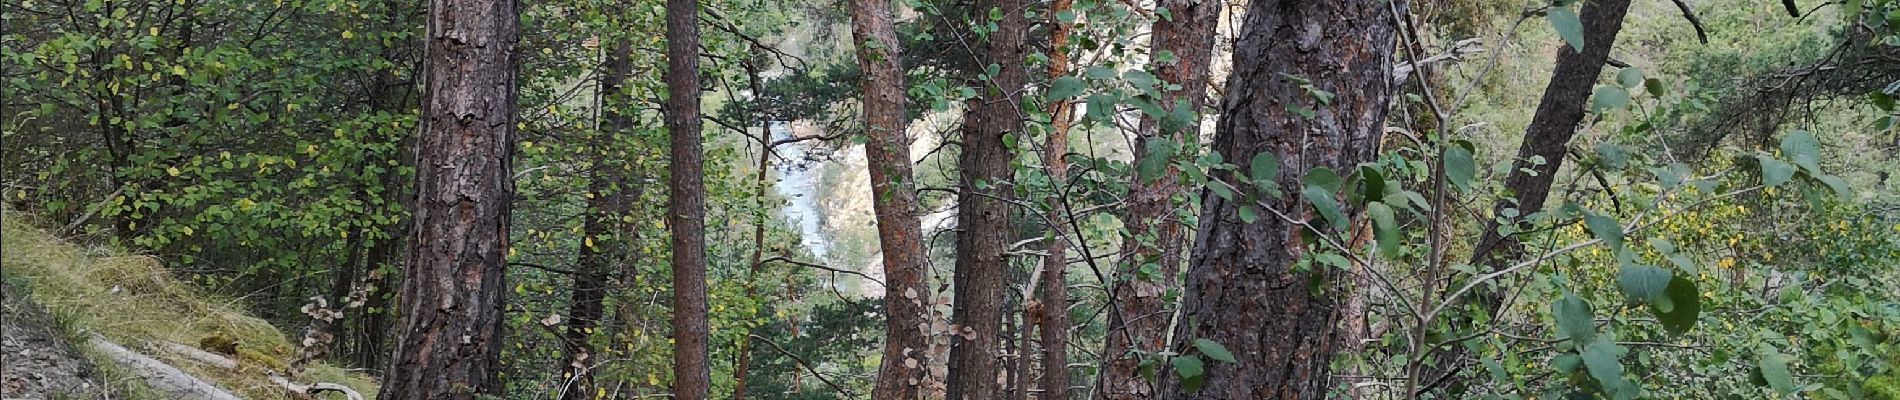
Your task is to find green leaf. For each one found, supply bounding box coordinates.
[1191,339,1237,363]
[1758,347,1796,396]
[1304,167,1341,192]
[1085,94,1116,122]
[1582,338,1628,397]
[1047,76,1084,101]
[1645,78,1667,97]
[1616,265,1670,306]
[1172,355,1207,392]
[1249,152,1281,197]
[1553,353,1582,374]
[1209,181,1235,201]
[1303,186,1346,230]
[1368,202,1401,258]
[1816,174,1852,198]
[1358,165,1387,202]
[1138,140,1175,183]
[1547,7,1585,52]
[1583,211,1622,250]
[1239,205,1260,224]
[1758,155,1795,188]
[1445,144,1476,193]
[1553,292,1596,343]
[1651,275,1701,335]
[1779,130,1821,173]
[1616,67,1644,88]
[1594,143,1629,170]
[1871,92,1896,112]
[1590,85,1630,113]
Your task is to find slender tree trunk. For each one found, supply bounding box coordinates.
[357,229,398,369]
[1424,0,1633,393]
[946,0,1027,397]
[1096,1,1219,398]
[664,0,711,396]
[1156,1,1400,398]
[1037,0,1077,397]
[731,58,772,400]
[378,0,518,397]
[852,0,933,396]
[559,38,636,400]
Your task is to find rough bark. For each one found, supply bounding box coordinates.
[852,0,933,396]
[1428,0,1632,393]
[1155,1,1400,399]
[378,0,518,396]
[1096,1,1220,398]
[665,0,712,396]
[560,38,637,400]
[1037,0,1077,397]
[945,0,1026,397]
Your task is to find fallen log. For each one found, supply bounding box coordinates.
[86,335,244,400]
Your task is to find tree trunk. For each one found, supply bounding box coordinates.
[731,57,772,400]
[946,0,1026,398]
[1037,0,1077,397]
[852,0,933,396]
[378,0,518,396]
[1155,1,1400,399]
[1426,0,1633,393]
[559,37,637,400]
[665,0,711,396]
[1097,1,1220,398]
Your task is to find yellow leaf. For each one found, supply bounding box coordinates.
[181,226,194,236]
[170,65,186,76]
[149,27,158,36]
[584,237,594,248]
[166,167,181,176]
[341,30,355,39]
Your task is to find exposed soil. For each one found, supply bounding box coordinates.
[2,283,102,399]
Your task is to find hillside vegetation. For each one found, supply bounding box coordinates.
[0,212,377,399]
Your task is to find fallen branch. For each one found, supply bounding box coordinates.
[150,340,367,400]
[87,335,244,400]
[154,341,237,370]
[268,374,367,400]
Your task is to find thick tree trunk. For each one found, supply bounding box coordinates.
[1097,1,1220,398]
[378,0,519,397]
[851,0,933,396]
[1426,0,1632,393]
[664,0,712,396]
[946,0,1026,398]
[1037,0,1077,397]
[1155,1,1400,399]
[559,38,637,400]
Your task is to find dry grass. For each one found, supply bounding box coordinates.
[0,211,377,399]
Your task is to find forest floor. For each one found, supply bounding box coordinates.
[1,282,104,399]
[0,213,378,399]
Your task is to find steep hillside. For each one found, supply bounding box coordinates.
[0,213,376,399]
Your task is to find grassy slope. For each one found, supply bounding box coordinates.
[0,212,377,399]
